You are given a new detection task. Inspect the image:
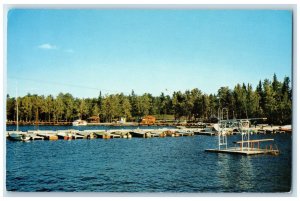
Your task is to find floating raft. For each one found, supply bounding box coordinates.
[206,139,279,155]
[205,147,279,155]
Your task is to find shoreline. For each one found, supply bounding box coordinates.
[6,121,208,127]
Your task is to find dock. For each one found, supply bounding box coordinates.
[205,147,279,155]
[94,131,111,139]
[130,130,149,138]
[204,116,281,156]
[194,131,215,136]
[206,138,279,155]
[6,124,290,143]
[27,134,44,140]
[109,131,132,138]
[36,133,58,140]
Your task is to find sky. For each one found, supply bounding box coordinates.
[6,9,292,98]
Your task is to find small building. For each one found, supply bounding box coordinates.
[87,115,100,123]
[141,115,156,125]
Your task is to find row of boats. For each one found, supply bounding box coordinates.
[6,124,291,142]
[6,128,206,142]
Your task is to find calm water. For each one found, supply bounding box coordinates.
[6,126,292,192]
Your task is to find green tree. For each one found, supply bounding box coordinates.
[79,98,89,119]
[256,80,264,117]
[263,79,276,124]
[190,88,202,120]
[233,84,247,118]
[129,90,138,118]
[245,84,260,118]
[42,95,54,122]
[6,94,15,121]
[135,94,151,117]
[101,95,120,122]
[120,95,132,119]
[172,91,184,120]
[20,94,33,122]
[53,93,64,122]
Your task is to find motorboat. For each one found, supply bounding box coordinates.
[7,86,30,142]
[8,132,31,141]
[72,119,88,126]
[279,125,292,133]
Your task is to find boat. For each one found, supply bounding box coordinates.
[8,132,31,141]
[279,125,292,133]
[8,86,30,142]
[72,119,88,126]
[57,131,72,140]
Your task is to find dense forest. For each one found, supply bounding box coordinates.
[6,74,292,125]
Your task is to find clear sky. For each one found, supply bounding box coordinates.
[6,9,292,98]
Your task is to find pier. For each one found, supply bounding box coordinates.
[204,113,283,156]
[206,137,279,155]
[6,123,291,143]
[205,147,279,155]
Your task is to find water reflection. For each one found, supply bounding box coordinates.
[216,154,255,192]
[237,156,254,191]
[216,154,231,190]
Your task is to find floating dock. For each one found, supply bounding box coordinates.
[205,147,279,155]
[194,131,215,136]
[206,139,279,155]
[27,134,44,140]
[6,124,290,143]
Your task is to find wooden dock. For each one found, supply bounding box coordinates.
[109,131,132,138]
[6,125,289,143]
[27,134,44,140]
[205,147,279,155]
[206,138,279,156]
[194,131,215,136]
[94,131,110,139]
[129,130,148,138]
[36,133,58,140]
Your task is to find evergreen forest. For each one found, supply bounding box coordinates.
[6,74,292,125]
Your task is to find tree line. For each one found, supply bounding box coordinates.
[6,74,292,125]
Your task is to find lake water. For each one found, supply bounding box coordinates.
[6,126,292,193]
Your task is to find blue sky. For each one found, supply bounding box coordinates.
[7,9,292,98]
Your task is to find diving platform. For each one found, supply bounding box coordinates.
[205,147,279,155]
[204,110,279,156]
[206,138,279,155]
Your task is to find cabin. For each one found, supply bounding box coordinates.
[141,115,156,125]
[87,116,100,123]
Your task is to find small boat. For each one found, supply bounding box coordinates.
[57,132,72,140]
[8,86,30,142]
[8,132,31,142]
[279,125,292,133]
[72,119,88,126]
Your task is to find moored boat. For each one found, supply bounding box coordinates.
[72,119,88,126]
[279,125,292,133]
[8,87,30,142]
[8,132,30,141]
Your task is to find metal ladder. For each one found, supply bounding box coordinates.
[218,108,228,150]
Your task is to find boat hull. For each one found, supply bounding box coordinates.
[9,133,30,141]
[72,120,88,126]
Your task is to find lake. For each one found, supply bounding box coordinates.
[6,125,292,193]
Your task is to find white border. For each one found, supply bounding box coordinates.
[1,1,298,200]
